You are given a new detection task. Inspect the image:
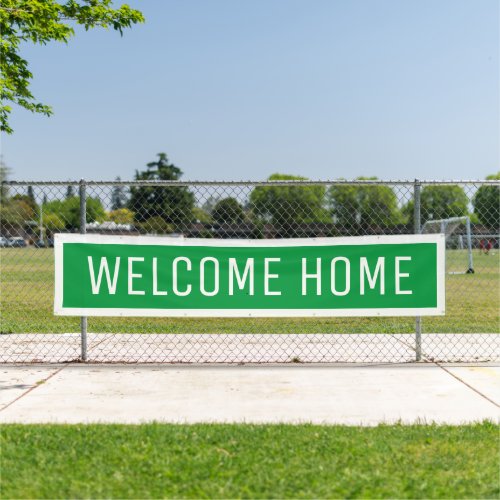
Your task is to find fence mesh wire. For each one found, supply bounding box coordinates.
[1,179,499,363]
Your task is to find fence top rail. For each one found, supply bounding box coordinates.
[2,179,500,187]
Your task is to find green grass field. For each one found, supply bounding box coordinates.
[0,248,498,333]
[1,422,497,499]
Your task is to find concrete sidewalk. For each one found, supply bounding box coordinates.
[0,364,498,425]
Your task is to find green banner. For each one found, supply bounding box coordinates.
[54,234,445,317]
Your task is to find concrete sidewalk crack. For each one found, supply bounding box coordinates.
[391,334,499,409]
[434,363,500,409]
[0,365,67,412]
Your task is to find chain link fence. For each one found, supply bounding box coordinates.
[1,179,499,363]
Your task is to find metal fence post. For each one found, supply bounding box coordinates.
[466,216,474,273]
[79,179,88,362]
[413,179,422,361]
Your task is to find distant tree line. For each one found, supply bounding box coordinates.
[122,157,498,236]
[1,154,498,239]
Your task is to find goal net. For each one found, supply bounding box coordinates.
[422,216,474,274]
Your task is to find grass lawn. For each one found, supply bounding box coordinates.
[1,422,498,499]
[0,248,500,333]
[0,248,499,334]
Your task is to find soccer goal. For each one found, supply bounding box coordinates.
[422,216,474,274]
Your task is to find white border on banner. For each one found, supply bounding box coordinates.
[54,233,445,317]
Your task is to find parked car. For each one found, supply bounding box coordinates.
[34,240,46,248]
[8,237,27,248]
[0,236,9,247]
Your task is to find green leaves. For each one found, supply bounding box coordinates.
[128,153,195,231]
[420,185,468,222]
[43,195,107,229]
[327,177,403,230]
[212,197,246,225]
[473,172,500,231]
[250,173,331,233]
[0,0,144,133]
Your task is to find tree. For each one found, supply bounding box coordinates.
[43,212,65,235]
[27,185,35,206]
[44,196,106,229]
[250,174,330,235]
[12,193,38,214]
[128,153,195,231]
[111,177,128,210]
[327,177,402,230]
[0,157,10,201]
[192,207,212,224]
[108,208,134,224]
[0,173,39,233]
[212,197,246,224]
[0,0,144,133]
[201,195,220,215]
[473,172,500,231]
[141,216,173,235]
[403,185,468,224]
[0,198,34,233]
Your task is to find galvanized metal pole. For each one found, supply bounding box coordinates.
[79,179,88,362]
[466,216,474,273]
[414,179,422,361]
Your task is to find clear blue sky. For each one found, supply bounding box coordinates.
[1,0,499,181]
